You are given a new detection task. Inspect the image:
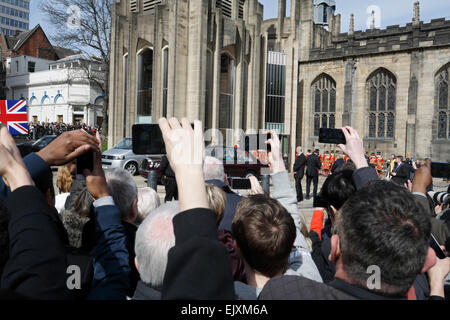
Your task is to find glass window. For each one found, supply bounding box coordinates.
[205,50,213,129]
[162,48,168,118]
[219,54,234,129]
[366,69,396,138]
[27,61,35,72]
[437,66,450,139]
[137,48,153,122]
[311,74,336,136]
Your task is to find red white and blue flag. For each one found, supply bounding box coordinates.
[0,100,28,135]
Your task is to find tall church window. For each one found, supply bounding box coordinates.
[162,47,168,118]
[437,67,449,139]
[219,53,234,129]
[137,48,153,123]
[311,74,336,137]
[205,50,213,129]
[366,68,396,138]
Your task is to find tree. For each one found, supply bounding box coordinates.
[39,0,112,136]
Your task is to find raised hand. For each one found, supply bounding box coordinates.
[338,126,367,170]
[248,175,264,195]
[411,159,432,195]
[36,129,100,166]
[158,118,208,212]
[83,132,109,200]
[0,125,33,191]
[266,130,286,174]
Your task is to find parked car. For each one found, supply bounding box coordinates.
[101,138,148,175]
[139,154,164,184]
[16,135,57,157]
[139,145,269,181]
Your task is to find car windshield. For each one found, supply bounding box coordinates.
[114,138,132,150]
[32,136,54,148]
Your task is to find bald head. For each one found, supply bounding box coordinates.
[296,146,302,154]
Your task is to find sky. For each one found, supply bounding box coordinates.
[259,0,450,32]
[30,0,450,38]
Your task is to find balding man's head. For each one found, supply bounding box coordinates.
[296,146,302,154]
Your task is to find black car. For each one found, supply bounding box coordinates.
[17,135,57,157]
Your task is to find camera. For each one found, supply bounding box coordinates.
[428,191,449,206]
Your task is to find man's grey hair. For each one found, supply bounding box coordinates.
[135,201,179,288]
[105,168,138,219]
[136,187,160,224]
[203,156,225,181]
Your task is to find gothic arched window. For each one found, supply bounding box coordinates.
[437,66,449,139]
[311,74,336,137]
[219,53,234,129]
[137,48,153,122]
[367,69,396,138]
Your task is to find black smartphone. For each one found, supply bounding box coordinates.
[319,128,346,145]
[132,123,166,155]
[431,162,450,178]
[230,177,252,190]
[76,150,94,175]
[430,233,447,259]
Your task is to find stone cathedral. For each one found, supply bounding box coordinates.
[108,0,450,168]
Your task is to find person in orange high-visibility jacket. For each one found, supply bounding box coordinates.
[376,152,384,178]
[323,151,331,176]
[369,153,377,169]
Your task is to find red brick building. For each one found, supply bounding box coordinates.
[0,25,76,99]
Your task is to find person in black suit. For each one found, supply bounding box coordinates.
[390,155,415,186]
[160,155,178,202]
[293,146,306,202]
[305,149,322,199]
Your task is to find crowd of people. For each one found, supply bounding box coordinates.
[0,118,449,301]
[27,122,100,140]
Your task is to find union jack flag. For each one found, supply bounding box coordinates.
[0,100,28,135]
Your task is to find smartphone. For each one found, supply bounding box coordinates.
[76,150,94,175]
[230,177,252,190]
[319,128,346,145]
[132,123,166,155]
[430,162,450,178]
[430,233,447,259]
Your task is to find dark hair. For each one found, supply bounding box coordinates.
[335,181,431,296]
[319,170,356,221]
[232,194,296,278]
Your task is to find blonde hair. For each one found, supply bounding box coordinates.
[205,184,226,226]
[56,162,75,193]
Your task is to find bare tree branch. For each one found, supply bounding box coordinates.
[39,0,112,135]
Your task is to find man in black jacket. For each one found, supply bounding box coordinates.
[160,155,178,202]
[391,155,414,186]
[293,146,306,202]
[305,149,321,199]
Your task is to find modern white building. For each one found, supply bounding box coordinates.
[0,0,29,36]
[5,53,105,126]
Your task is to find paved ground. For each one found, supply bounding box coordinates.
[53,171,448,230]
